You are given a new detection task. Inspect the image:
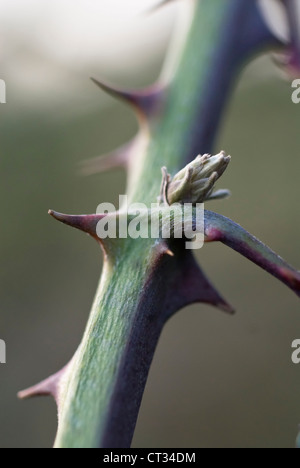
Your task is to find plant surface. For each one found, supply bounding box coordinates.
[19,0,300,448]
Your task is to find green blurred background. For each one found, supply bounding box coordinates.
[1,2,300,448]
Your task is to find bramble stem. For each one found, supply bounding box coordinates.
[54,0,278,448]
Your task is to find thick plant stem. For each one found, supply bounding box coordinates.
[55,239,161,448]
[53,0,278,449]
[129,0,278,205]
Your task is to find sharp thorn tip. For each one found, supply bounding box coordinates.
[166,249,175,257]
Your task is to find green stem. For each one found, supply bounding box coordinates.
[54,0,277,448]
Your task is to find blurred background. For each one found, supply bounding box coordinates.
[1,0,300,448]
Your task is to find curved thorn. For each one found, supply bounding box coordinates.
[91,77,166,119]
[207,189,231,201]
[155,241,175,258]
[91,77,136,106]
[80,131,150,177]
[79,143,130,176]
[165,249,175,257]
[146,0,177,14]
[204,210,300,298]
[49,210,106,238]
[18,365,69,404]
[164,248,234,316]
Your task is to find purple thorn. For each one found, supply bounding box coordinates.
[90,77,166,120]
[48,210,105,239]
[18,363,70,405]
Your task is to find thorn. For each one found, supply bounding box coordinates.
[163,249,235,317]
[217,302,236,315]
[79,142,131,176]
[155,241,175,258]
[18,365,69,404]
[207,189,231,201]
[18,376,57,400]
[78,132,149,177]
[166,249,175,257]
[146,0,176,14]
[91,77,166,120]
[49,210,106,238]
